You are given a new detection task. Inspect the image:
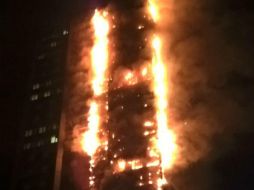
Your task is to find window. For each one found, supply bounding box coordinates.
[38,127,46,134]
[23,143,31,150]
[52,124,57,130]
[46,80,52,86]
[25,130,33,137]
[50,42,57,47]
[38,54,45,60]
[37,140,44,147]
[62,30,68,35]
[56,88,62,94]
[30,94,38,101]
[43,91,51,98]
[32,83,40,90]
[50,136,58,144]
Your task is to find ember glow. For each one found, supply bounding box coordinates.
[144,120,154,127]
[124,71,138,85]
[114,158,162,173]
[117,159,127,172]
[114,67,151,88]
[141,66,148,77]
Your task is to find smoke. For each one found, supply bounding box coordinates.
[64,1,254,190]
[160,0,254,189]
[61,13,96,190]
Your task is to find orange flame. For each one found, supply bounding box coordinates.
[81,9,109,161]
[81,101,100,156]
[144,120,154,127]
[81,9,110,188]
[117,159,127,172]
[151,36,176,182]
[148,0,159,22]
[141,66,148,77]
[148,0,177,188]
[91,10,109,96]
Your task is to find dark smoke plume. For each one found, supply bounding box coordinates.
[164,0,254,189]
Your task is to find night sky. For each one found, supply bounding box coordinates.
[1,0,254,190]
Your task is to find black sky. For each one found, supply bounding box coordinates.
[1,1,35,189]
[1,0,254,190]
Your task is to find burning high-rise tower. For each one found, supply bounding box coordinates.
[68,0,177,190]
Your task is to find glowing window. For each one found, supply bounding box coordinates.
[38,127,46,134]
[25,130,33,137]
[30,94,38,101]
[43,91,51,98]
[50,136,58,144]
[50,42,57,47]
[62,30,68,35]
[32,84,40,90]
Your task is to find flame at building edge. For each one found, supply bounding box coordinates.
[80,9,110,189]
[148,0,178,188]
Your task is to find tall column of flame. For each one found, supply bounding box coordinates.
[81,10,110,188]
[148,0,177,188]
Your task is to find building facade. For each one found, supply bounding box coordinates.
[12,28,69,190]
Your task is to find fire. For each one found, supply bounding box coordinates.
[81,10,110,188]
[122,70,138,86]
[124,71,134,81]
[157,178,168,189]
[151,35,177,180]
[82,9,109,155]
[148,0,159,22]
[141,67,148,77]
[146,160,160,167]
[77,1,178,189]
[81,10,109,155]
[81,101,100,156]
[114,158,162,173]
[144,120,154,127]
[91,10,109,96]
[148,0,177,187]
[117,160,127,172]
[129,159,144,170]
[114,159,144,173]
